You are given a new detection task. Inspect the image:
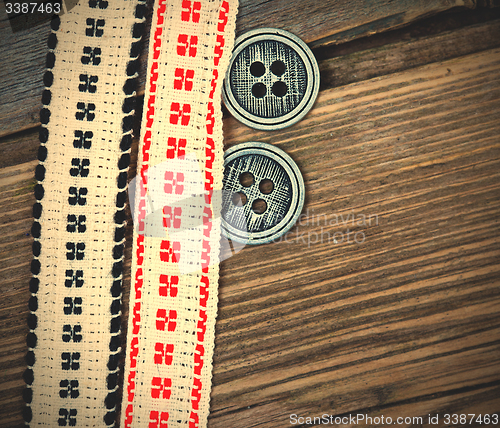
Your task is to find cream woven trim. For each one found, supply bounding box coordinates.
[121,1,237,427]
[24,1,144,426]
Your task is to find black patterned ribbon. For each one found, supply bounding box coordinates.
[23,1,145,426]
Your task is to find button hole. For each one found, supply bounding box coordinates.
[252,82,267,98]
[250,61,266,77]
[239,171,254,187]
[251,199,267,214]
[259,179,274,194]
[232,192,247,207]
[271,60,286,76]
[272,81,288,97]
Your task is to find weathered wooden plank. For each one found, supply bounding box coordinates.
[235,0,475,43]
[210,382,500,427]
[0,19,48,138]
[319,19,500,90]
[0,160,34,427]
[0,0,477,138]
[209,47,500,425]
[0,128,40,169]
[3,16,499,170]
[1,45,499,426]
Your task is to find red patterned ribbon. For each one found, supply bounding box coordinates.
[121,1,237,427]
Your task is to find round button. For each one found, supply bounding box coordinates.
[221,142,305,245]
[223,28,320,130]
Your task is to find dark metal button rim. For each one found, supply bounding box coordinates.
[221,141,305,245]
[222,28,320,131]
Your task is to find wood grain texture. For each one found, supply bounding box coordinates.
[3,16,499,169]
[1,44,499,426]
[0,128,40,169]
[235,0,475,43]
[319,19,500,90]
[0,18,49,138]
[210,47,500,426]
[0,161,35,428]
[0,0,477,138]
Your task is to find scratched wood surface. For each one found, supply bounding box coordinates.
[0,0,477,138]
[1,1,500,428]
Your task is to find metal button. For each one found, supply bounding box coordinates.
[223,28,320,130]
[221,142,305,245]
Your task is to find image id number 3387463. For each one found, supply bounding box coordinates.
[443,414,499,425]
[5,2,61,14]
[289,413,499,425]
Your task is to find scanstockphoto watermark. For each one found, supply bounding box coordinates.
[127,156,380,273]
[290,413,427,426]
[274,209,379,247]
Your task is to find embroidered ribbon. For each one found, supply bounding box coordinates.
[121,1,237,427]
[23,1,145,426]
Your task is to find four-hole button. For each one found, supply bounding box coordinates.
[221,142,305,245]
[223,28,320,130]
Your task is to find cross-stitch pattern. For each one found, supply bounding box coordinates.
[121,1,238,427]
[24,1,145,426]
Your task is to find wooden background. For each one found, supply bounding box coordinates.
[1,0,500,427]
